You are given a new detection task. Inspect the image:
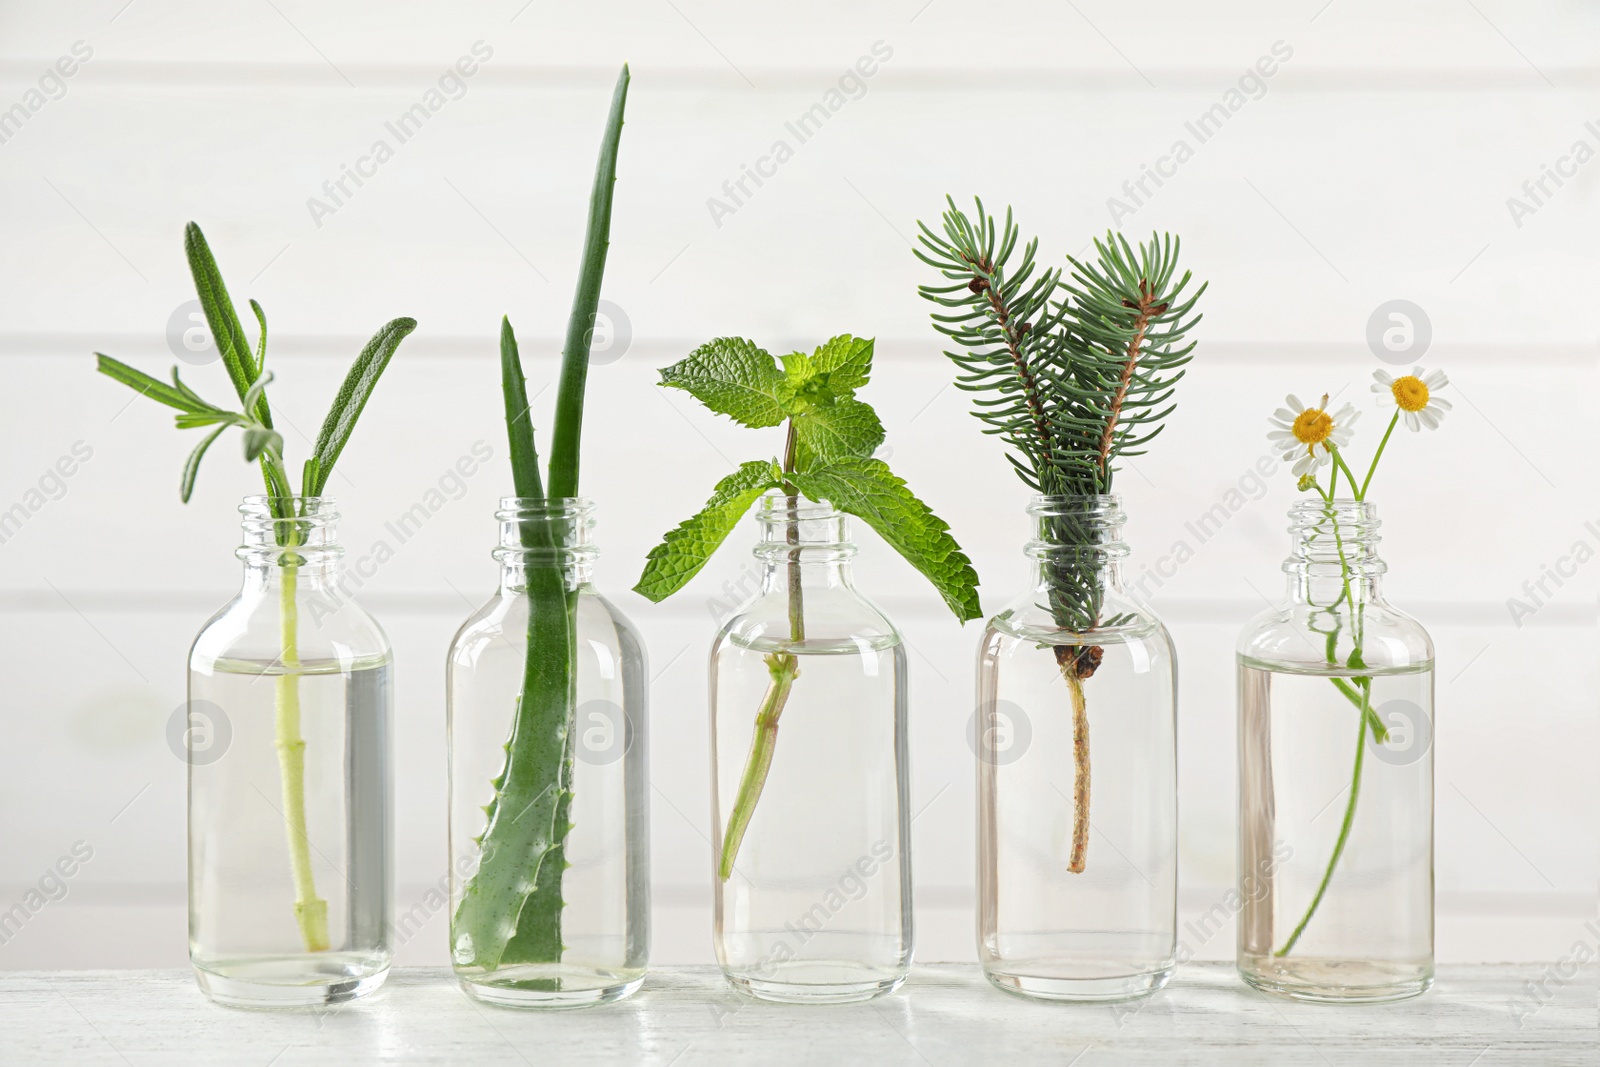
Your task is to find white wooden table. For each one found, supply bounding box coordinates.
[1,964,1591,1065]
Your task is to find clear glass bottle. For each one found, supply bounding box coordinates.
[187,496,394,1007]
[976,494,1177,1001]
[711,496,911,1003]
[1237,499,1434,1002]
[447,497,649,1007]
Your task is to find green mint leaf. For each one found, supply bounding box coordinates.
[775,335,873,413]
[808,334,873,395]
[789,457,982,622]
[659,338,786,428]
[304,316,417,495]
[180,424,230,503]
[792,397,885,467]
[635,460,782,601]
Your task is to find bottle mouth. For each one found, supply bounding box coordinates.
[1026,493,1124,524]
[1026,493,1128,560]
[756,494,842,525]
[1288,498,1378,526]
[237,496,340,563]
[493,496,597,566]
[239,495,338,522]
[1285,498,1383,573]
[494,496,595,523]
[754,493,854,561]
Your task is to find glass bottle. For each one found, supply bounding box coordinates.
[187,496,394,1007]
[1237,499,1434,1002]
[976,494,1177,1001]
[447,497,649,1007]
[710,495,911,1003]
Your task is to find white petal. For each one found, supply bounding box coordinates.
[1285,394,1304,413]
[1418,407,1442,429]
[1430,396,1453,411]
[1372,370,1394,386]
[1424,369,1448,389]
[1292,453,1315,477]
[1402,409,1421,431]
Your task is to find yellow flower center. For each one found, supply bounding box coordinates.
[1292,408,1333,447]
[1391,375,1429,412]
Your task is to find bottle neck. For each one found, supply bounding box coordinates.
[237,496,343,592]
[1026,494,1128,630]
[753,495,855,590]
[1283,499,1386,604]
[495,497,597,594]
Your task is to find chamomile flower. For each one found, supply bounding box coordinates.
[1372,366,1450,431]
[1267,394,1360,478]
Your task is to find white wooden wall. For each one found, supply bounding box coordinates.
[0,0,1594,970]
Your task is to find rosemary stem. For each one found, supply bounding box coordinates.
[272,523,328,953]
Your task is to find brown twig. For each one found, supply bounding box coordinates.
[963,264,1055,463]
[1095,281,1165,472]
[1056,649,1096,874]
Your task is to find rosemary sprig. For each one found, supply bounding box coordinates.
[97,223,416,951]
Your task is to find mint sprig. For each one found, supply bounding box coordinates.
[635,334,980,622]
[638,333,980,881]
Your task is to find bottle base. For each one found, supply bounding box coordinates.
[1239,955,1434,1003]
[984,965,1173,1003]
[724,961,907,1004]
[455,966,645,1009]
[192,955,389,1009]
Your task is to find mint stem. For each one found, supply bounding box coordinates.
[718,652,799,880]
[718,421,805,880]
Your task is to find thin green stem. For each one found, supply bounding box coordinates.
[1329,448,1362,500]
[718,652,799,880]
[1358,412,1400,500]
[1275,683,1368,957]
[1278,492,1384,956]
[718,421,806,880]
[781,422,805,643]
[272,520,328,953]
[1332,677,1389,743]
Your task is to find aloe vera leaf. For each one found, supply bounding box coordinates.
[545,63,629,500]
[451,318,577,971]
[508,63,627,969]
